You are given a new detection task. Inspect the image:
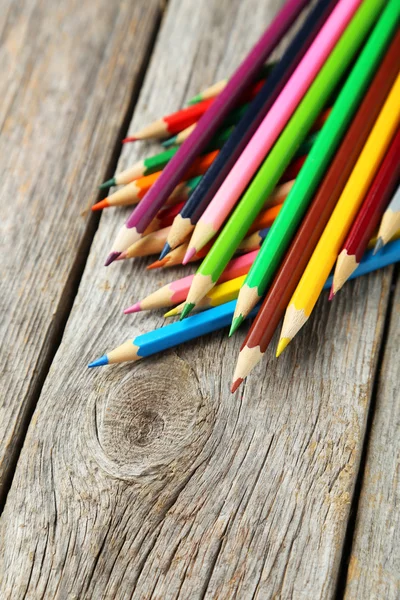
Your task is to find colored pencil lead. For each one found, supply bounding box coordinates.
[92,199,110,211]
[180,303,195,321]
[88,355,109,368]
[230,378,243,394]
[124,302,141,315]
[99,178,115,190]
[159,242,172,261]
[122,136,137,143]
[147,258,167,270]
[276,338,290,358]
[105,251,121,266]
[229,315,244,337]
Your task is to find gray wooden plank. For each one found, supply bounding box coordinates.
[344,276,400,600]
[0,0,162,498]
[0,0,393,597]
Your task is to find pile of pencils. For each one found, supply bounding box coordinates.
[89,0,400,393]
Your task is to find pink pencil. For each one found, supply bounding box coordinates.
[104,0,309,265]
[183,0,362,261]
[124,250,259,313]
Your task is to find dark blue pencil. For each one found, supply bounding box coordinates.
[159,0,339,259]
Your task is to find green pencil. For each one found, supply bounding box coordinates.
[231,0,399,334]
[181,0,385,320]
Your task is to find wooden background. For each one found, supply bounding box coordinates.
[0,0,398,597]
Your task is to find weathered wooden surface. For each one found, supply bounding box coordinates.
[0,0,397,597]
[0,0,161,498]
[344,275,400,600]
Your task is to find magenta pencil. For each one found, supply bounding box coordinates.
[104,0,309,264]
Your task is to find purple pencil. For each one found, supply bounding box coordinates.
[105,0,309,265]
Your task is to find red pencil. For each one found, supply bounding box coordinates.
[331,126,400,296]
[123,79,265,141]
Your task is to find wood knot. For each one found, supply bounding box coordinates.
[87,355,213,481]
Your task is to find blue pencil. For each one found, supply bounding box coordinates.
[88,238,400,368]
[158,0,339,259]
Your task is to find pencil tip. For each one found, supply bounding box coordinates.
[99,178,115,190]
[328,288,335,301]
[88,355,109,368]
[276,338,290,358]
[124,302,141,314]
[373,237,384,255]
[230,378,243,393]
[162,136,176,148]
[159,242,171,261]
[104,251,121,266]
[147,259,166,270]
[122,136,137,143]
[163,307,177,318]
[116,250,127,261]
[92,199,109,211]
[188,94,201,105]
[182,247,196,265]
[180,303,194,320]
[229,315,244,337]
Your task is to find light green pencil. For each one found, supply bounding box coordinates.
[181,0,386,320]
[231,0,399,334]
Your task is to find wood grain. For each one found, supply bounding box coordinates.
[0,0,395,597]
[0,0,161,498]
[344,275,400,600]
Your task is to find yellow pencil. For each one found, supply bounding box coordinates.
[277,74,400,357]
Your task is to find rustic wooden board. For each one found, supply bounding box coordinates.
[344,276,400,600]
[0,0,395,597]
[0,0,162,498]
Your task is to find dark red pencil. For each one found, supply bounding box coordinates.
[331,126,400,296]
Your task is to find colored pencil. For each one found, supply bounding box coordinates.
[332,127,400,295]
[277,73,400,357]
[89,238,400,369]
[123,79,266,142]
[183,0,362,261]
[105,0,309,265]
[181,0,380,319]
[102,131,231,189]
[92,151,215,211]
[187,63,275,105]
[167,234,400,317]
[159,0,338,258]
[124,250,260,314]
[231,28,400,389]
[230,0,399,333]
[374,183,400,252]
[160,0,337,258]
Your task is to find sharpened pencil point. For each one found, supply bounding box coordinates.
[147,258,167,270]
[180,303,195,320]
[99,178,115,190]
[163,307,178,318]
[116,250,127,261]
[104,251,121,266]
[229,315,244,337]
[182,247,196,265]
[88,355,109,368]
[92,199,110,211]
[187,94,201,105]
[276,338,290,357]
[231,378,243,394]
[162,136,177,148]
[122,136,137,143]
[159,242,172,261]
[328,288,335,301]
[124,302,141,314]
[373,237,384,255]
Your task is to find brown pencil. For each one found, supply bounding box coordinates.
[232,29,400,392]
